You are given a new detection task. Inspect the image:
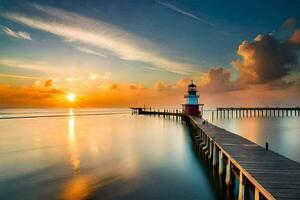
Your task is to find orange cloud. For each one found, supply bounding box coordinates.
[154,81,170,91]
[129,83,146,90]
[197,67,246,93]
[44,79,53,87]
[0,80,65,107]
[289,29,300,45]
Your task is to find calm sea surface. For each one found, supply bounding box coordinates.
[203,110,300,163]
[0,108,217,200]
[1,108,299,200]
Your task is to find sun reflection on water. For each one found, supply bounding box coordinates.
[61,176,92,200]
[68,109,75,143]
[60,109,93,200]
[68,108,80,172]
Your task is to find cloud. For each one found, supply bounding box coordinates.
[2,26,32,40]
[155,1,232,36]
[289,29,300,45]
[3,4,195,75]
[110,83,119,90]
[101,72,111,80]
[155,0,214,27]
[233,34,299,84]
[154,81,173,91]
[201,26,300,93]
[0,59,58,72]
[198,67,245,93]
[176,78,190,89]
[129,83,146,90]
[0,81,65,107]
[73,46,107,57]
[142,65,162,71]
[66,76,84,82]
[44,79,52,87]
[0,73,39,80]
[280,18,298,29]
[100,83,119,90]
[89,74,98,80]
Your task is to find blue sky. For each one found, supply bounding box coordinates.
[0,0,300,107]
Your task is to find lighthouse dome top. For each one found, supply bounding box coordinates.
[188,81,197,92]
[188,80,196,87]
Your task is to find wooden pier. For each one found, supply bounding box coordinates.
[188,116,300,200]
[130,107,184,117]
[131,107,300,200]
[216,107,300,119]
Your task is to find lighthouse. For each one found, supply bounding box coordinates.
[183,81,204,116]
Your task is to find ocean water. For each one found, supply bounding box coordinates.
[203,110,300,163]
[0,108,218,200]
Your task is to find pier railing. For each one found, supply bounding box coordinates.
[215,107,300,119]
[130,107,185,117]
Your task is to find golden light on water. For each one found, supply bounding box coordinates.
[68,109,75,143]
[67,93,76,103]
[61,176,92,200]
[68,108,80,173]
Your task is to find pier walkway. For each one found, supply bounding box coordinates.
[189,116,300,200]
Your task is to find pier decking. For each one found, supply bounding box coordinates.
[131,107,300,200]
[189,116,300,200]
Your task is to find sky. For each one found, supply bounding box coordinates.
[0,0,300,108]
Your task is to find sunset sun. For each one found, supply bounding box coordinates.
[66,93,76,103]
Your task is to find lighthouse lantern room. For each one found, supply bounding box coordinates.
[183,81,204,117]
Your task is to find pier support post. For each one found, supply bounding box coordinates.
[212,142,218,167]
[203,137,209,158]
[218,151,224,175]
[238,171,245,200]
[208,138,213,160]
[199,134,206,152]
[225,159,231,186]
[194,135,202,146]
[254,188,260,200]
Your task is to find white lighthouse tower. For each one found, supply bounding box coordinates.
[183,81,204,116]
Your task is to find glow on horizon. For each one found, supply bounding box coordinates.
[67,93,76,103]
